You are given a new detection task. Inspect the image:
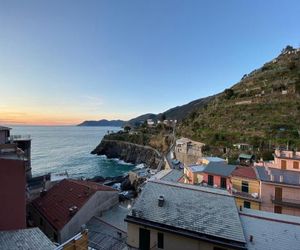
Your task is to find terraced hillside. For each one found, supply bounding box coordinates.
[178,46,300,149]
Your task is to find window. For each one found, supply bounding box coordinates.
[241,181,249,193]
[244,201,251,209]
[293,161,299,169]
[281,160,287,170]
[274,206,282,214]
[208,175,214,186]
[221,177,227,189]
[157,232,164,249]
[139,228,150,250]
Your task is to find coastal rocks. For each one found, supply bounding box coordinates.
[91,139,163,169]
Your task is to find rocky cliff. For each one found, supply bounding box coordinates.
[91,139,164,169]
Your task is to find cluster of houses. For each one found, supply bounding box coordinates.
[146,119,177,127]
[1,126,300,250]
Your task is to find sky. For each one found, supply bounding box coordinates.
[0,0,300,125]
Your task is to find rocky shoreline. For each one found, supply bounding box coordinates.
[91,139,164,169]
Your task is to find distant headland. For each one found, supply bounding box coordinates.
[77,119,125,127]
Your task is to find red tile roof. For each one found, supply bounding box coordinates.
[231,167,258,180]
[32,179,116,230]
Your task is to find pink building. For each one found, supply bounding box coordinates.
[256,166,300,216]
[273,149,300,171]
[183,162,236,190]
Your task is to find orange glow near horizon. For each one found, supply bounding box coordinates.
[0,109,134,126]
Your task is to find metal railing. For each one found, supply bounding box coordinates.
[271,195,300,208]
[10,134,31,141]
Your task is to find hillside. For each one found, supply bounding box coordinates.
[78,119,125,127]
[178,46,300,149]
[127,95,214,126]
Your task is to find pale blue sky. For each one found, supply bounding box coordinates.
[0,0,299,124]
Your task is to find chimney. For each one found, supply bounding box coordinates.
[250,235,254,243]
[158,195,165,207]
[132,209,136,217]
[69,206,78,217]
[280,175,284,183]
[270,175,274,182]
[40,189,47,197]
[239,206,243,212]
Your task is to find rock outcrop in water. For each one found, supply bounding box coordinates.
[91,139,164,169]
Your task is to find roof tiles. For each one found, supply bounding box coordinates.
[32,179,116,230]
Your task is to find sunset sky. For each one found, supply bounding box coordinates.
[1,0,300,125]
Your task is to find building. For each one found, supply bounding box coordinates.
[273,149,300,171]
[197,156,228,165]
[256,166,300,216]
[0,125,32,179]
[231,167,261,210]
[0,157,26,230]
[147,119,155,126]
[125,179,246,250]
[233,143,253,151]
[0,126,11,144]
[238,154,255,166]
[175,138,205,166]
[29,179,118,243]
[0,228,56,250]
[239,208,300,250]
[183,162,236,189]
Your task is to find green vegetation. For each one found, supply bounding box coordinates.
[178,47,300,151]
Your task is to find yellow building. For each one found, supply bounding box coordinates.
[125,179,247,250]
[231,167,261,210]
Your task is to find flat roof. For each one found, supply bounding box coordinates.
[127,179,246,247]
[0,228,55,250]
[240,208,300,250]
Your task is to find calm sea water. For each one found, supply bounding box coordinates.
[10,126,136,178]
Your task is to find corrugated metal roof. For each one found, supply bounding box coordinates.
[0,228,55,250]
[129,180,246,244]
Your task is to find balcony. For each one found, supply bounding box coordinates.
[233,190,262,202]
[271,195,300,208]
[10,135,31,141]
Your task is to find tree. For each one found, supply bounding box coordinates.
[124,126,131,132]
[160,113,166,121]
[224,88,234,99]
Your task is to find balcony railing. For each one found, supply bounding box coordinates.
[10,135,31,141]
[271,195,300,208]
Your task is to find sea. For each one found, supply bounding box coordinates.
[9,126,136,179]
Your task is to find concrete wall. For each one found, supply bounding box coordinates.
[60,190,118,243]
[0,131,9,144]
[127,222,237,250]
[0,158,26,230]
[260,182,300,216]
